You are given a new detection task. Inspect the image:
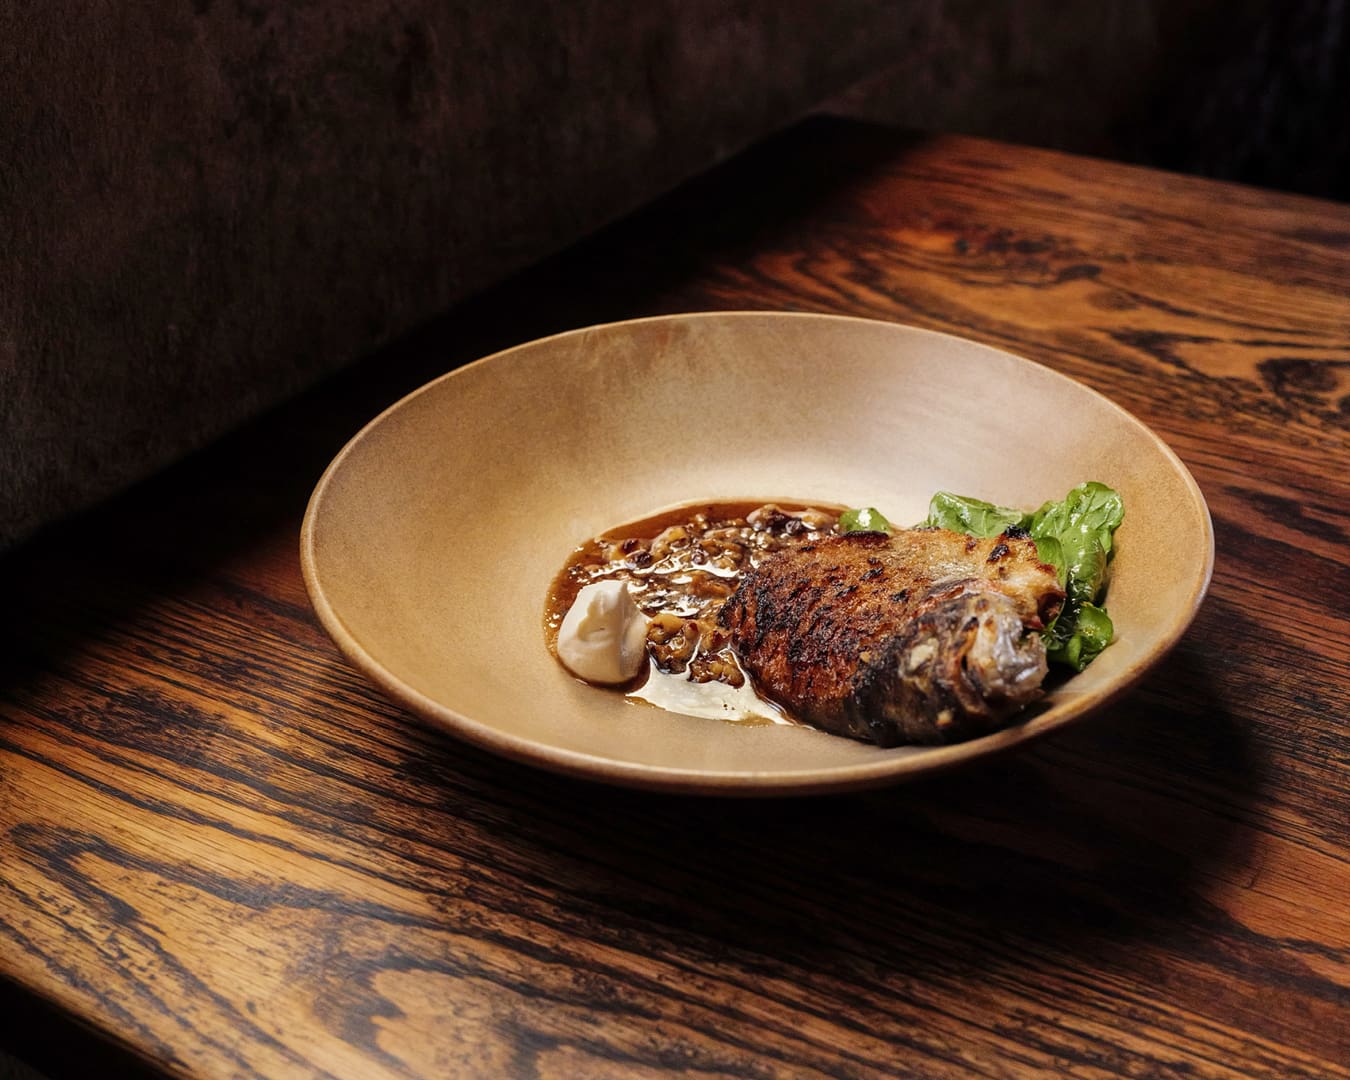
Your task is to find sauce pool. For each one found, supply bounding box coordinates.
[544,501,846,725]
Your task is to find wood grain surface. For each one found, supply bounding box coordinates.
[1,118,1347,1078]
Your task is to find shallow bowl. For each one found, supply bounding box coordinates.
[301,312,1213,795]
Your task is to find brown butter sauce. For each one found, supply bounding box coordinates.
[544,500,846,726]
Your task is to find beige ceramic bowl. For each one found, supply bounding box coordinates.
[301,311,1213,795]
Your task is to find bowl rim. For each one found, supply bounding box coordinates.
[300,310,1216,796]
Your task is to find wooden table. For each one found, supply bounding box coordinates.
[2,118,1347,1079]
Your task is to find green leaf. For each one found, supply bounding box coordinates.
[1059,530,1108,604]
[1029,482,1123,544]
[1028,482,1124,604]
[1030,534,1068,589]
[838,507,894,534]
[1046,601,1114,672]
[923,492,1027,537]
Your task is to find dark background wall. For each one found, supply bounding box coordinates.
[0,0,919,550]
[831,0,1349,202]
[1,0,1345,554]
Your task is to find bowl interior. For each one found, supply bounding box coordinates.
[301,312,1213,794]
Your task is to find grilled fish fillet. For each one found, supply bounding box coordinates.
[719,528,1065,746]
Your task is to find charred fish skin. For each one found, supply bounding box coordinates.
[719,529,1064,746]
[847,591,1050,746]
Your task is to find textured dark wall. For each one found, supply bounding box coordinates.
[1124,0,1349,200]
[830,0,1349,201]
[0,1,923,549]
[4,1,1344,550]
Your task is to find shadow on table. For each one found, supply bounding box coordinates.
[434,632,1264,988]
[0,977,157,1080]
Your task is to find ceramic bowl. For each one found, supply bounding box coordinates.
[300,312,1213,795]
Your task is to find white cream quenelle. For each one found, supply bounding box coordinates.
[556,580,650,684]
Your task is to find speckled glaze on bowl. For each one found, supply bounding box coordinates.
[300,312,1213,795]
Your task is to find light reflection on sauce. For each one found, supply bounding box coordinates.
[630,658,794,726]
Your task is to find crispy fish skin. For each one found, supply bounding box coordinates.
[719,528,1065,746]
